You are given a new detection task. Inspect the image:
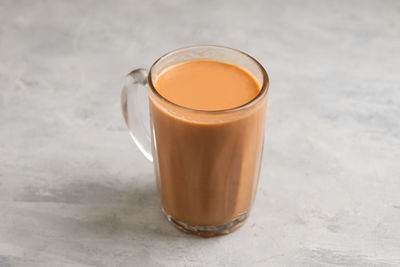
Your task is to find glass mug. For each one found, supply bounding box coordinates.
[121,45,269,237]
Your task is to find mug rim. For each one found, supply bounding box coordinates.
[148,44,269,114]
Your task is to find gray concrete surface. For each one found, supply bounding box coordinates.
[1,0,400,266]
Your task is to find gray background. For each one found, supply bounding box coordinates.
[1,0,400,266]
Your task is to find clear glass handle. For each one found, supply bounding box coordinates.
[121,69,153,162]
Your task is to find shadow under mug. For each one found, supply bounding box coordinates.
[121,45,269,237]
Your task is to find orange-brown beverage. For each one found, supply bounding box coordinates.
[122,46,269,236]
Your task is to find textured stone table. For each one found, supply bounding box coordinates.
[1,0,400,266]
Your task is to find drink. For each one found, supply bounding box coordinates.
[149,59,267,232]
[122,45,269,236]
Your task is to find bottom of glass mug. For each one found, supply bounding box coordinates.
[162,209,249,237]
